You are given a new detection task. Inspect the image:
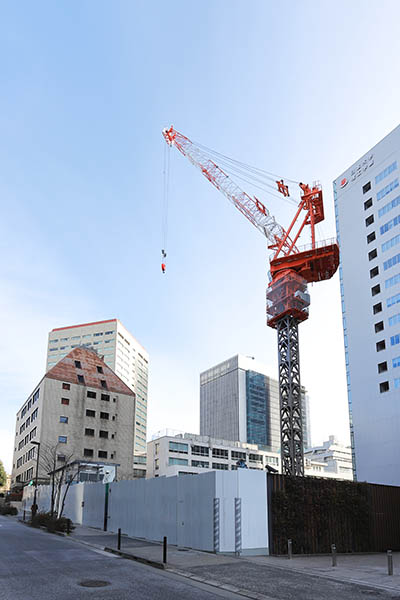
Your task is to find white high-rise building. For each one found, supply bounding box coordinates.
[200,354,311,452]
[334,124,400,486]
[47,319,148,455]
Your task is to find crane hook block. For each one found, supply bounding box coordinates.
[276,179,290,197]
[161,263,166,274]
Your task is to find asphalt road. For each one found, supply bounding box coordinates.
[0,516,241,600]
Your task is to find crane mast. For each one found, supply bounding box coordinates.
[163,126,339,476]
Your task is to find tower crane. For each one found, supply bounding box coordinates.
[162,126,339,476]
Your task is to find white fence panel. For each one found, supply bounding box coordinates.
[82,482,105,529]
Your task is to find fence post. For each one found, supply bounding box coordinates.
[213,498,220,553]
[163,536,167,564]
[387,550,393,576]
[234,498,242,556]
[118,528,121,550]
[288,539,292,559]
[331,544,337,567]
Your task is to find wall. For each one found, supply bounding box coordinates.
[23,470,269,554]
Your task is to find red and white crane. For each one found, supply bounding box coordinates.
[163,126,339,476]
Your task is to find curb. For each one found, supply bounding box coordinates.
[104,547,165,570]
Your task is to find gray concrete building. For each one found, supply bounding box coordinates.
[11,347,136,488]
[200,354,310,451]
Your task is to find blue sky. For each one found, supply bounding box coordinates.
[1,1,400,471]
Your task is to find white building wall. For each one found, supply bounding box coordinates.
[334,124,400,485]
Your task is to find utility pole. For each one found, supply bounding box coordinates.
[31,441,41,517]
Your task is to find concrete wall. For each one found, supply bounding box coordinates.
[23,470,269,554]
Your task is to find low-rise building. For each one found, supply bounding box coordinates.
[304,436,353,480]
[11,347,136,488]
[146,432,281,478]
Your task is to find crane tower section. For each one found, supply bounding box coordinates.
[162,126,339,477]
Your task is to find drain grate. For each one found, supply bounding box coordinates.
[79,580,110,588]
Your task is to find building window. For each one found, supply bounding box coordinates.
[249,453,263,462]
[375,321,384,333]
[232,451,246,460]
[169,457,188,466]
[98,450,108,458]
[377,178,399,201]
[74,360,82,369]
[379,194,400,218]
[364,198,373,210]
[376,161,397,184]
[86,409,95,417]
[169,441,188,454]
[212,462,229,470]
[101,394,110,402]
[367,232,376,244]
[387,292,400,307]
[393,356,400,368]
[365,215,374,227]
[370,266,379,278]
[94,332,103,337]
[379,381,389,393]
[62,383,70,390]
[371,284,381,296]
[100,380,107,389]
[57,455,66,462]
[368,249,378,261]
[363,182,371,194]
[385,272,400,289]
[100,412,109,420]
[99,430,108,439]
[58,436,67,443]
[87,391,96,399]
[84,448,94,457]
[389,313,400,327]
[212,448,229,459]
[191,445,209,456]
[384,252,400,271]
[395,378,400,388]
[192,460,209,468]
[378,361,388,373]
[77,375,85,384]
[373,302,382,314]
[59,416,68,423]
[97,366,104,373]
[85,428,95,437]
[390,333,400,346]
[61,398,70,405]
[376,340,386,352]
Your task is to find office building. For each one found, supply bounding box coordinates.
[11,347,135,488]
[200,354,310,452]
[304,436,353,480]
[46,319,148,455]
[146,432,281,478]
[334,124,400,485]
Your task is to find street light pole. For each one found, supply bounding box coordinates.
[31,441,40,517]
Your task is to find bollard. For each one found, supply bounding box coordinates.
[288,539,292,559]
[118,528,121,551]
[23,510,26,522]
[387,550,393,576]
[163,536,167,564]
[331,544,337,567]
[66,520,70,535]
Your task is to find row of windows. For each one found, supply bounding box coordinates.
[168,442,274,463]
[383,253,400,271]
[17,427,37,450]
[382,233,400,253]
[385,272,400,289]
[375,161,397,184]
[378,194,400,218]
[83,448,112,459]
[377,178,399,201]
[380,213,400,235]
[58,428,114,443]
[50,331,115,345]
[20,389,39,419]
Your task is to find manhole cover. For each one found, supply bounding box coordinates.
[79,580,110,588]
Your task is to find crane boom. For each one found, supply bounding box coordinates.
[163,126,296,255]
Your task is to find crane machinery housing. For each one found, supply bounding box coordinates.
[162,126,339,476]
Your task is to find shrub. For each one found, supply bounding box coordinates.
[0,504,18,516]
[31,511,74,533]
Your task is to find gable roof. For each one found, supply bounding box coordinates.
[46,346,134,396]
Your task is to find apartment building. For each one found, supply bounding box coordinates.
[46,319,148,455]
[304,436,353,480]
[11,347,135,487]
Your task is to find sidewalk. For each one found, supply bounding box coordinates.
[69,525,400,598]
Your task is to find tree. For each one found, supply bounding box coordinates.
[0,460,7,487]
[39,443,73,516]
